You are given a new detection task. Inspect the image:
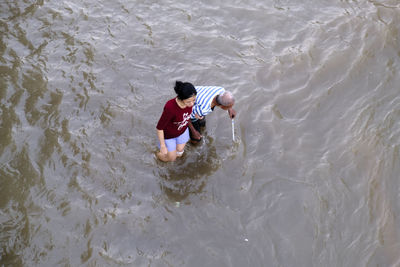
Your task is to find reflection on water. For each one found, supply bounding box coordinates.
[2,0,400,266]
[158,136,220,202]
[0,145,39,266]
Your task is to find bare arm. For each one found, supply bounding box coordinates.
[157,129,168,155]
[187,120,202,140]
[228,108,236,119]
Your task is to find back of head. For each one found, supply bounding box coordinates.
[219,91,235,106]
[174,81,197,100]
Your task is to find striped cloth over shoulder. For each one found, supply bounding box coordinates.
[191,86,225,120]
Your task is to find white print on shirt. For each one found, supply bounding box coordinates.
[174,112,190,131]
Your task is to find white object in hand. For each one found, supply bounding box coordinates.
[232,119,235,141]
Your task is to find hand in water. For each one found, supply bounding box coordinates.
[192,129,202,140]
[159,145,168,155]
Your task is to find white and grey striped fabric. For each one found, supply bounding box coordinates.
[191,86,225,120]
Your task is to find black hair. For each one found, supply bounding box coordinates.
[174,81,197,100]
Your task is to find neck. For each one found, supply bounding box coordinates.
[175,98,186,109]
[211,96,218,108]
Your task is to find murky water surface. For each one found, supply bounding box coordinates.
[1,0,400,266]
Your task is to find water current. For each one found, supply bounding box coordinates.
[1,0,400,266]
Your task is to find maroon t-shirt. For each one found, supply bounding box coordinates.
[156,98,193,139]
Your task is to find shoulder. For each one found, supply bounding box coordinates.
[162,99,178,115]
[164,98,177,108]
[195,86,225,95]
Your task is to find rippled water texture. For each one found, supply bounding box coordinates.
[1,0,400,266]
